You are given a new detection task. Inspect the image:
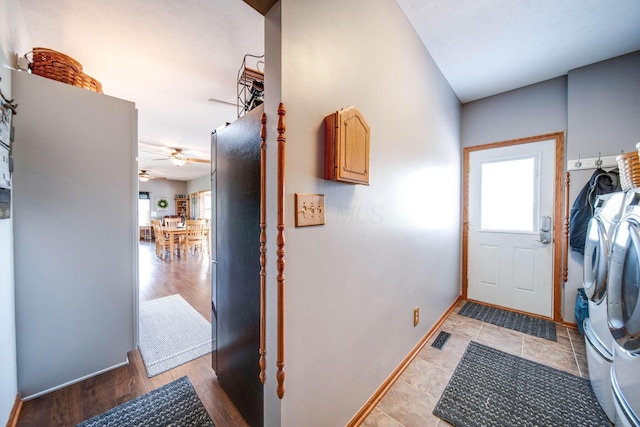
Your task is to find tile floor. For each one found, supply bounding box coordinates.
[361,301,589,427]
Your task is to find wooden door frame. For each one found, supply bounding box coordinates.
[462,132,565,322]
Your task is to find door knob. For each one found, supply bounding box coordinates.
[539,215,552,244]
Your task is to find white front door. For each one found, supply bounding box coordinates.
[467,138,556,317]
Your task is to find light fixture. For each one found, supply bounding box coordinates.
[139,170,151,182]
[170,151,188,167]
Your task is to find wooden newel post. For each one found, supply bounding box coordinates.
[276,103,286,399]
[259,112,267,384]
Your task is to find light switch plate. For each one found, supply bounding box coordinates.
[295,193,325,227]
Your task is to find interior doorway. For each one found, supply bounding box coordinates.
[137,188,213,377]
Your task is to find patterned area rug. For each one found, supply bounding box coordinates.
[139,294,213,377]
[76,376,214,426]
[458,301,557,341]
[433,342,609,427]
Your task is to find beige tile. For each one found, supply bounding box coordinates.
[452,300,467,313]
[417,347,460,373]
[376,380,441,427]
[443,314,483,339]
[575,351,589,378]
[400,357,452,400]
[475,323,523,356]
[572,339,587,357]
[524,332,572,353]
[418,333,469,372]
[361,408,404,427]
[568,331,587,356]
[549,326,575,349]
[522,337,580,376]
[566,326,583,342]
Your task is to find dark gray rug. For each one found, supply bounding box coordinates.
[433,342,609,427]
[76,376,214,427]
[458,301,557,341]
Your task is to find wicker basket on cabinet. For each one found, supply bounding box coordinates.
[26,47,103,93]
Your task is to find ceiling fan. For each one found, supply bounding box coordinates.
[138,170,166,182]
[153,148,211,167]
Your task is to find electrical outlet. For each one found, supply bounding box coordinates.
[413,307,419,327]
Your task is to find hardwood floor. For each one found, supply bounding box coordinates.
[17,240,248,427]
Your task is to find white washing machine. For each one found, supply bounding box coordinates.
[583,191,626,422]
[607,190,640,426]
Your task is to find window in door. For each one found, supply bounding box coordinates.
[479,155,539,232]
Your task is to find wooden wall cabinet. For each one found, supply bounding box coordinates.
[175,197,190,219]
[324,106,370,185]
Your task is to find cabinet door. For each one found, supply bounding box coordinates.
[324,106,370,185]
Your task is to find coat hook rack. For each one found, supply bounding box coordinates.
[567,152,618,171]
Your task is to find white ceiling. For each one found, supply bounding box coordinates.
[395,0,640,103]
[18,0,640,180]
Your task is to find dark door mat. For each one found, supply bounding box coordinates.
[431,331,451,350]
[76,376,214,426]
[433,341,609,427]
[458,301,557,341]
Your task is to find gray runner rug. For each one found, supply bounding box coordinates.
[433,341,609,427]
[458,301,557,341]
[139,294,213,377]
[76,376,214,426]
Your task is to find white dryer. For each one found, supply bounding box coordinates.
[583,191,626,422]
[607,190,640,426]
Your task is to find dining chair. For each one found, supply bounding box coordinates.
[184,219,206,258]
[150,219,162,241]
[163,217,183,229]
[163,217,184,252]
[202,218,211,254]
[152,223,170,259]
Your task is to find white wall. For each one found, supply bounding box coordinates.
[13,71,137,398]
[186,174,210,194]
[139,178,187,219]
[461,77,568,149]
[266,0,461,424]
[565,51,640,319]
[0,0,30,423]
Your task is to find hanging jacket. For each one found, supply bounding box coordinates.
[569,168,621,254]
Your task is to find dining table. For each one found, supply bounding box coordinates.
[162,226,210,260]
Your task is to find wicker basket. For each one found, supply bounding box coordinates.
[72,72,103,93]
[28,47,83,72]
[26,47,103,93]
[616,151,640,191]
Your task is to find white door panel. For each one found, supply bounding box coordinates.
[468,139,555,317]
[480,245,498,285]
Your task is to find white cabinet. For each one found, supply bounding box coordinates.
[12,71,137,398]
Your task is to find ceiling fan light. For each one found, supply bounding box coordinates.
[139,176,150,182]
[171,157,187,167]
